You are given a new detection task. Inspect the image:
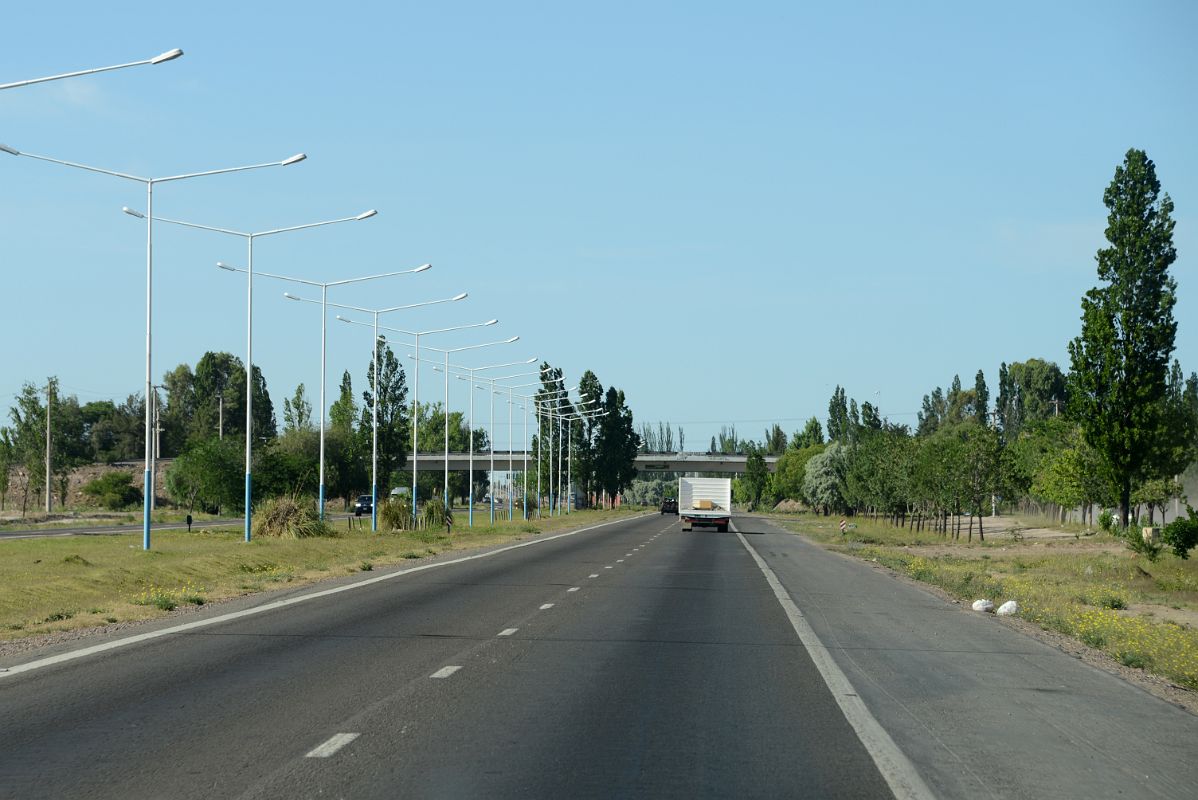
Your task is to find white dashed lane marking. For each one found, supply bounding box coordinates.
[567,587,579,592]
[498,628,518,637]
[540,603,555,610]
[306,733,360,758]
[604,566,613,569]
[430,666,461,679]
[589,574,599,578]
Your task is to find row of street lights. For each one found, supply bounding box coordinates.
[4,49,609,545]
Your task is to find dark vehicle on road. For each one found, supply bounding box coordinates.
[354,494,373,516]
[661,498,678,515]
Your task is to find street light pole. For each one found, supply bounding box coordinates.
[444,357,537,527]
[337,314,498,523]
[1,48,183,91]
[289,288,457,531]
[132,205,386,542]
[2,144,306,550]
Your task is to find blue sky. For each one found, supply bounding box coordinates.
[2,1,1195,447]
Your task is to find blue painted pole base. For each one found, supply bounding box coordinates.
[143,469,153,550]
[244,473,252,542]
[372,484,378,532]
[319,483,326,521]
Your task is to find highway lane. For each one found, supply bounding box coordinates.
[0,513,895,799]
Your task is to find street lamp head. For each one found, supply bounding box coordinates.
[485,319,498,326]
[122,206,146,219]
[283,292,300,301]
[216,262,237,272]
[0,143,19,156]
[525,357,537,363]
[504,336,519,343]
[150,48,184,64]
[356,209,378,220]
[281,153,307,166]
[452,292,468,301]
[414,263,432,273]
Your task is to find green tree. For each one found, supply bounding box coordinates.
[359,342,409,493]
[860,402,882,431]
[973,370,990,425]
[159,363,197,456]
[803,442,846,515]
[165,437,243,513]
[574,370,604,501]
[1068,149,1179,528]
[827,386,849,443]
[742,445,769,509]
[791,417,824,450]
[918,387,946,436]
[594,386,640,501]
[0,428,13,510]
[773,442,824,502]
[997,359,1068,440]
[329,370,357,434]
[283,383,314,433]
[8,382,47,511]
[763,423,787,455]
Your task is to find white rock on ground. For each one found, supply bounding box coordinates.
[971,599,995,612]
[996,600,1018,616]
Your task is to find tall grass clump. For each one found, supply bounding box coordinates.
[252,495,336,539]
[379,497,413,531]
[421,500,453,532]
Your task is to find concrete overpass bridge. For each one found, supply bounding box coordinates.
[404,451,778,475]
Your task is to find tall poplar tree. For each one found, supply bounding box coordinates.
[1068,149,1178,528]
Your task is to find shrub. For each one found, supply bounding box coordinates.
[81,472,142,510]
[1161,507,1198,560]
[379,497,413,531]
[1123,526,1162,561]
[252,495,336,539]
[1098,510,1115,533]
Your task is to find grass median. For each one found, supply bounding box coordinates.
[0,506,645,643]
[768,514,1198,691]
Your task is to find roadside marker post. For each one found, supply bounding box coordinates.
[840,519,847,534]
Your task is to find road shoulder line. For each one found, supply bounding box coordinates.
[734,525,936,800]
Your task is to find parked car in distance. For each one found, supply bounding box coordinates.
[354,494,373,516]
[661,498,678,515]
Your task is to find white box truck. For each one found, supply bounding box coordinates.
[679,477,732,532]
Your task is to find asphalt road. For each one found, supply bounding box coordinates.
[1,512,1195,798]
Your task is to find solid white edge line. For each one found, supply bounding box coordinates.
[733,523,936,800]
[305,732,360,758]
[430,665,461,679]
[1,512,652,679]
[498,628,518,637]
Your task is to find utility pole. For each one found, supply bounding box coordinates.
[44,379,53,514]
[1050,396,1061,417]
[217,392,224,440]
